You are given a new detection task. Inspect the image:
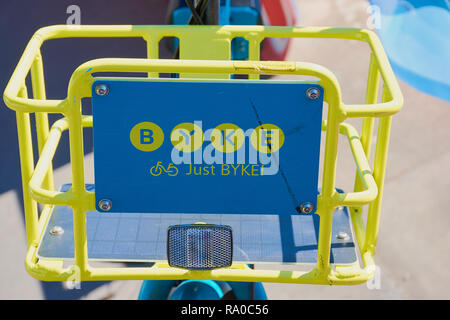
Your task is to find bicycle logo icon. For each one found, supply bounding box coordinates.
[150,161,179,176]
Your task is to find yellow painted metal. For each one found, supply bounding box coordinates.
[3,25,403,285]
[179,30,231,79]
[15,86,39,246]
[350,53,381,233]
[30,51,53,191]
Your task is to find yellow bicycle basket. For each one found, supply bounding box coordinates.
[3,25,403,285]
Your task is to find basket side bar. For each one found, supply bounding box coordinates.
[330,122,378,207]
[30,51,54,191]
[15,86,40,246]
[364,85,394,254]
[351,53,381,211]
[3,34,64,113]
[344,30,403,117]
[4,25,403,117]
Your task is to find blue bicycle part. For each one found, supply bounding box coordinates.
[138,279,267,300]
[169,280,228,300]
[138,280,179,300]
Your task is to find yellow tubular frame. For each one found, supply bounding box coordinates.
[4,25,403,285]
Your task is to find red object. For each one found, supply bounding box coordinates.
[260,0,298,61]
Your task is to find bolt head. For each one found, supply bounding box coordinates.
[95,84,109,96]
[98,199,112,211]
[297,202,314,214]
[49,225,64,236]
[337,231,350,240]
[306,87,321,100]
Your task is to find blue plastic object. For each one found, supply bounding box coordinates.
[169,280,226,300]
[138,280,179,300]
[370,0,450,101]
[138,279,268,300]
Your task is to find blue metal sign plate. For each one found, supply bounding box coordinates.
[92,79,323,215]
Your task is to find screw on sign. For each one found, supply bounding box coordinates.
[95,84,109,96]
[296,202,314,214]
[99,199,112,211]
[306,87,321,100]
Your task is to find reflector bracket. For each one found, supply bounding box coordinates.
[167,224,233,270]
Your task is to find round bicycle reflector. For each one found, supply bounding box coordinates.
[167,224,233,270]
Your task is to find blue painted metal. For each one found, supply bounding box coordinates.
[172,1,260,25]
[137,279,267,300]
[92,80,323,215]
[168,280,226,300]
[37,185,357,264]
[370,0,450,101]
[219,0,232,25]
[172,2,260,60]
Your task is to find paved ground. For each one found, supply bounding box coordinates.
[1,0,449,299]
